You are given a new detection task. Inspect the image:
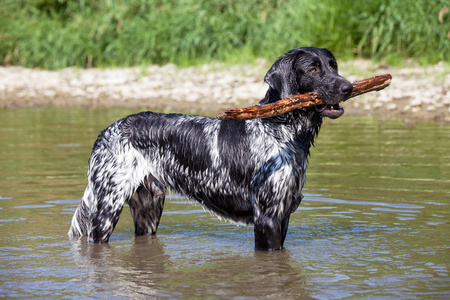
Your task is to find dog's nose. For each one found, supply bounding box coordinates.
[340,82,353,96]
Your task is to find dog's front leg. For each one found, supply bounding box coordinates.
[254,213,292,250]
[280,214,290,247]
[251,176,289,250]
[254,212,283,251]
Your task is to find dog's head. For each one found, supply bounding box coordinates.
[262,47,353,119]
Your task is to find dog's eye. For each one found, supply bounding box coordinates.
[309,67,317,73]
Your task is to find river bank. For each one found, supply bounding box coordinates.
[0,60,448,123]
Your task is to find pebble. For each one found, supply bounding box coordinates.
[409,99,423,107]
[411,107,421,114]
[386,103,397,110]
[372,102,383,109]
[427,105,436,111]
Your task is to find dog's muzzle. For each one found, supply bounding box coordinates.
[315,80,353,119]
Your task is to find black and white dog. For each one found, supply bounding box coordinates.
[69,47,353,250]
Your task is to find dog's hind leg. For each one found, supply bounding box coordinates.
[88,193,125,243]
[68,180,126,243]
[86,143,150,243]
[127,174,166,235]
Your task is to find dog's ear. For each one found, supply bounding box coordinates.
[263,48,305,101]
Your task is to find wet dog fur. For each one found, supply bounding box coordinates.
[69,47,353,250]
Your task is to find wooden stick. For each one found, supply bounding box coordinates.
[217,73,392,120]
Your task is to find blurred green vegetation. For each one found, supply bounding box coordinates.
[0,0,448,69]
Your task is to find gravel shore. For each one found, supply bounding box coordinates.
[0,60,449,123]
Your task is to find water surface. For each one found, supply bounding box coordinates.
[0,108,449,299]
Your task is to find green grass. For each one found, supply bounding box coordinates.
[0,0,448,69]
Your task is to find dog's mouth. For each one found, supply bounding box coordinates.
[314,103,344,119]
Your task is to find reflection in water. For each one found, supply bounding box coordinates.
[70,235,311,299]
[0,108,449,298]
[70,236,168,298]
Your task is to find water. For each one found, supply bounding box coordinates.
[0,108,449,299]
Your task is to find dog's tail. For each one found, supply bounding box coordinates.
[68,187,93,237]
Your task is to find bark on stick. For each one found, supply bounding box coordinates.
[217,73,392,120]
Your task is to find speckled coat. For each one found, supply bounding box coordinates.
[69,47,352,250]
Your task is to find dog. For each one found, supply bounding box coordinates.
[69,47,353,250]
